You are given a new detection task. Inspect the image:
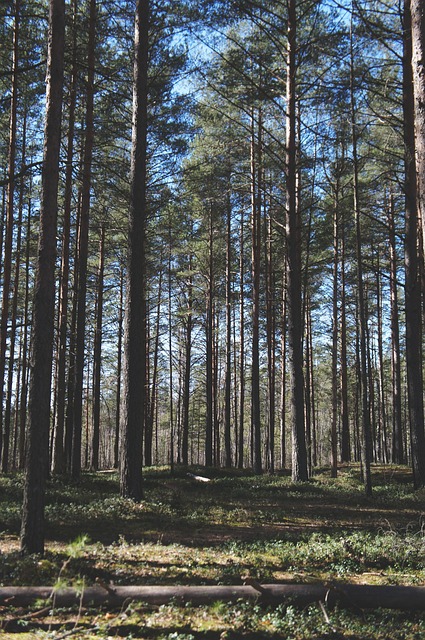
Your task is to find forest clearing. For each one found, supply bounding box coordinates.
[1,465,425,638]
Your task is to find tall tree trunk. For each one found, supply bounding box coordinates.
[71,0,96,479]
[168,229,174,472]
[91,223,105,470]
[388,192,403,464]
[3,112,26,472]
[307,304,317,468]
[265,189,275,473]
[280,263,287,470]
[120,0,149,500]
[145,265,163,467]
[350,18,372,496]
[181,255,193,466]
[304,296,312,475]
[237,210,245,469]
[340,203,350,462]
[114,266,124,469]
[376,248,389,462]
[64,198,80,471]
[213,305,220,465]
[53,0,78,474]
[20,0,65,554]
[285,0,308,482]
[405,0,425,487]
[205,209,214,467]
[331,194,339,478]
[251,110,262,475]
[411,0,425,256]
[224,185,232,467]
[18,190,32,469]
[0,0,20,467]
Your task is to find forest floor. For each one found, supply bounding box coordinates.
[0,464,425,639]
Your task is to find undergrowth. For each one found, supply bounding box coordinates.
[0,464,424,638]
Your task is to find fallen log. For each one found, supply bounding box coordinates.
[1,583,425,610]
[186,472,211,482]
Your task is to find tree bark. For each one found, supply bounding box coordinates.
[17,189,32,469]
[224,183,232,467]
[20,0,65,555]
[91,223,105,470]
[0,0,20,468]
[120,0,149,500]
[181,254,192,466]
[168,224,175,472]
[411,0,425,255]
[405,0,425,487]
[280,262,287,470]
[114,266,124,469]
[71,0,96,480]
[285,0,308,482]
[238,209,245,469]
[145,263,163,467]
[375,248,389,462]
[3,583,425,611]
[205,208,214,467]
[331,195,339,478]
[251,110,262,475]
[64,199,80,472]
[388,193,403,464]
[350,17,372,496]
[340,202,350,463]
[265,189,275,473]
[53,0,78,475]
[2,104,26,472]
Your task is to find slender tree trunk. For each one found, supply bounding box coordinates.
[411,0,425,257]
[265,190,275,473]
[71,0,96,479]
[91,224,105,470]
[376,248,389,463]
[280,263,287,470]
[304,296,312,475]
[388,193,403,464]
[205,209,214,467]
[0,186,5,282]
[404,0,425,487]
[168,229,174,472]
[331,195,339,478]
[12,326,24,469]
[2,106,26,472]
[181,255,192,466]
[251,110,262,475]
[213,305,220,465]
[285,0,308,482]
[53,0,78,474]
[224,185,232,467]
[18,190,32,469]
[0,0,20,467]
[64,198,80,471]
[350,18,372,496]
[120,0,149,500]
[114,266,124,469]
[238,210,245,469]
[20,0,65,554]
[145,265,163,467]
[340,204,350,462]
[307,305,317,468]
[176,333,183,465]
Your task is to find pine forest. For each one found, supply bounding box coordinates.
[2,0,425,560]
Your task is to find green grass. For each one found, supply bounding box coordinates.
[1,464,425,638]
